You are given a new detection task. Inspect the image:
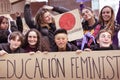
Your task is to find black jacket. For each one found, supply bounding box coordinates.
[52,43,78,52]
[0,43,25,53]
[91,44,118,51]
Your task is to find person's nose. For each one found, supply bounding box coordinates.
[59,39,63,43]
[104,37,109,41]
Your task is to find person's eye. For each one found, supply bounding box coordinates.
[86,11,89,13]
[82,13,85,16]
[102,12,105,14]
[62,38,66,40]
[107,11,110,14]
[33,36,37,38]
[101,35,105,38]
[57,38,60,40]
[107,36,111,39]
[28,36,32,38]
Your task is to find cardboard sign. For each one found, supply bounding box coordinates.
[0,50,120,80]
[54,9,83,41]
[0,0,11,14]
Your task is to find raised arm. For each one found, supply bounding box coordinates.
[43,5,70,14]
[24,0,36,28]
[16,12,23,32]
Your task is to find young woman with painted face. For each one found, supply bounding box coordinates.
[77,7,101,50]
[0,31,25,56]
[23,29,51,53]
[99,6,120,48]
[92,29,117,50]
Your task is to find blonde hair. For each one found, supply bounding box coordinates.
[99,6,115,33]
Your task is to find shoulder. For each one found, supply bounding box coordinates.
[0,43,9,48]
[0,43,10,52]
[20,48,26,53]
[114,21,120,31]
[67,43,78,51]
[17,48,26,53]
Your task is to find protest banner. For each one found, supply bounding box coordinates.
[0,50,120,80]
[54,9,83,41]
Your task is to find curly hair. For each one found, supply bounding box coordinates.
[23,29,50,52]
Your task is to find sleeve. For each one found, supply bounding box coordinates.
[24,4,36,28]
[0,30,10,43]
[116,1,120,25]
[16,16,23,32]
[68,43,78,51]
[115,21,120,32]
[52,6,70,14]
[10,21,18,32]
[0,44,3,50]
[72,44,78,51]
[0,44,7,51]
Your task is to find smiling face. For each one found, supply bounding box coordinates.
[43,11,53,24]
[0,17,9,30]
[28,31,38,46]
[101,7,112,22]
[97,31,112,48]
[55,33,68,50]
[9,36,22,51]
[82,8,94,21]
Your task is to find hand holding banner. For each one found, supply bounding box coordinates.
[0,50,120,80]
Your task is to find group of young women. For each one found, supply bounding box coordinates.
[78,5,120,51]
[0,0,120,55]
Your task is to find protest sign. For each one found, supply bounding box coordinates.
[54,9,83,41]
[0,50,120,80]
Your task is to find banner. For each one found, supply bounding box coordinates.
[54,9,83,41]
[0,50,120,80]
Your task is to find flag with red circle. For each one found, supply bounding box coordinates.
[54,9,83,41]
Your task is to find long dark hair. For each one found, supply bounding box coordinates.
[23,29,42,48]
[23,29,50,51]
[0,16,8,29]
